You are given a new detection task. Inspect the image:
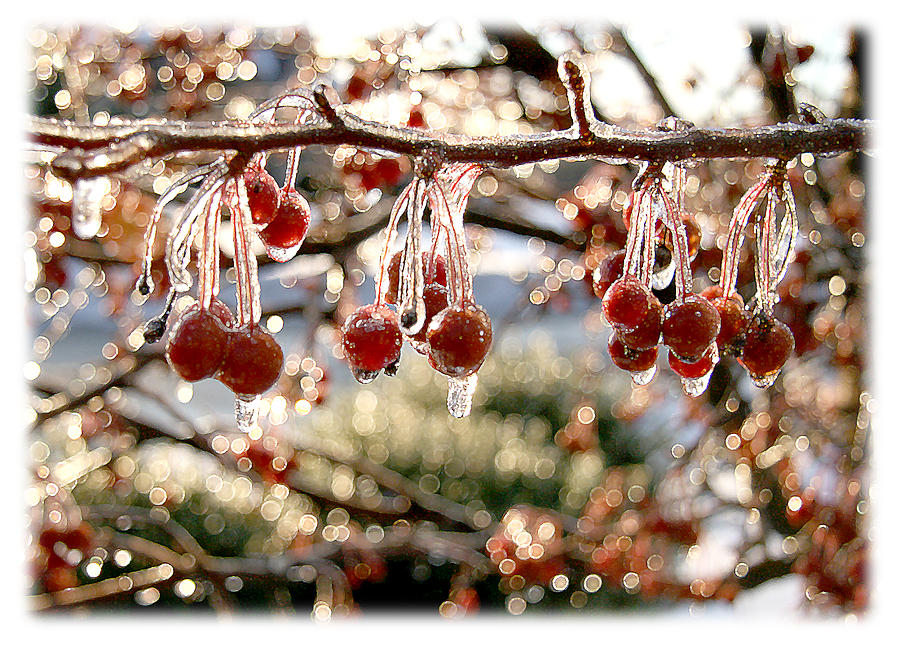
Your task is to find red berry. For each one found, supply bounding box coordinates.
[608,334,658,372]
[592,250,625,300]
[666,213,701,260]
[426,304,493,378]
[602,275,655,330]
[341,304,403,373]
[218,326,284,396]
[662,294,721,362]
[668,344,716,379]
[258,188,311,255]
[243,166,280,226]
[699,285,723,301]
[385,252,448,305]
[166,303,231,381]
[710,295,749,355]
[739,313,794,382]
[410,282,451,349]
[207,297,235,327]
[616,294,663,351]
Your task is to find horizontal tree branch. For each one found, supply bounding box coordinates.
[29,107,871,183]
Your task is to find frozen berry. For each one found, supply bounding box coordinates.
[410,282,451,349]
[616,294,663,350]
[218,326,284,396]
[592,250,625,300]
[385,251,448,305]
[243,166,280,226]
[665,213,701,260]
[739,313,794,382]
[258,188,311,253]
[608,334,658,372]
[662,294,721,362]
[602,275,655,331]
[427,304,493,378]
[699,285,724,301]
[668,344,716,379]
[341,304,403,373]
[710,294,749,355]
[166,303,231,382]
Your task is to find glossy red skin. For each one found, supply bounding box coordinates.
[608,334,658,372]
[341,304,403,372]
[592,249,625,300]
[410,282,450,348]
[711,295,749,354]
[668,345,715,379]
[740,314,794,378]
[662,294,721,362]
[385,252,448,305]
[259,188,311,251]
[207,297,235,327]
[603,275,655,330]
[243,167,280,226]
[218,326,284,396]
[665,213,701,260]
[427,304,493,378]
[616,295,663,350]
[166,304,232,381]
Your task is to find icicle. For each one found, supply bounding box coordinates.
[71,176,110,239]
[630,365,657,386]
[234,395,261,434]
[447,373,478,418]
[232,176,262,327]
[350,367,379,384]
[681,371,713,397]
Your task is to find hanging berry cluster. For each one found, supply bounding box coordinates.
[136,92,318,431]
[592,154,798,396]
[340,157,492,418]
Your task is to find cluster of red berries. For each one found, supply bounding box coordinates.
[340,164,492,416]
[165,298,284,398]
[31,483,95,594]
[241,159,311,262]
[485,506,566,586]
[592,163,797,394]
[139,94,322,427]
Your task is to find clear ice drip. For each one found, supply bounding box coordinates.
[750,371,780,388]
[630,365,656,386]
[447,373,478,418]
[681,371,713,397]
[263,242,303,263]
[234,395,260,433]
[351,367,379,384]
[72,177,109,239]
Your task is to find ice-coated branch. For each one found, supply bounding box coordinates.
[29,52,871,183]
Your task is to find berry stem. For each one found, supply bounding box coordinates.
[165,165,228,293]
[374,181,415,304]
[718,172,772,299]
[139,162,220,293]
[197,187,223,310]
[232,175,261,327]
[622,181,650,278]
[657,182,693,301]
